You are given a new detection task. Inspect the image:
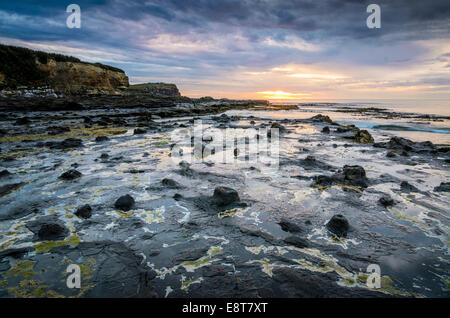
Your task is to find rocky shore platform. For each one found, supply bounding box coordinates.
[0,97,449,298]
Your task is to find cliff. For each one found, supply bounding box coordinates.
[0,44,129,95]
[128,82,181,97]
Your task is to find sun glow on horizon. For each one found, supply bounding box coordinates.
[257,90,311,100]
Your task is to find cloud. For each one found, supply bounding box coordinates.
[289,73,347,80]
[262,36,321,52]
[0,0,449,99]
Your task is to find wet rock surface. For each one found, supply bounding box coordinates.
[0,182,25,198]
[0,103,449,298]
[161,178,182,189]
[278,218,303,233]
[314,165,368,189]
[374,136,435,153]
[283,236,309,248]
[400,181,420,193]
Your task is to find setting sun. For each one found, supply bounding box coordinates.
[257,91,310,100]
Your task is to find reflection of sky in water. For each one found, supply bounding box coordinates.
[272,99,450,117]
[227,104,450,145]
[1,106,449,297]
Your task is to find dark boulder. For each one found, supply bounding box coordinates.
[214,114,231,123]
[386,151,397,158]
[379,195,395,207]
[400,181,419,193]
[114,194,135,211]
[322,126,330,134]
[95,136,109,142]
[278,218,303,233]
[374,136,434,153]
[341,128,374,144]
[314,165,368,189]
[176,160,195,177]
[37,223,69,241]
[343,165,366,184]
[59,169,82,180]
[0,169,11,178]
[353,129,374,143]
[60,138,83,149]
[212,186,240,206]
[75,204,92,219]
[435,147,450,154]
[314,175,335,187]
[310,114,332,123]
[134,128,147,135]
[326,214,350,237]
[384,137,413,151]
[161,178,182,188]
[270,122,286,132]
[433,182,450,192]
[173,193,183,201]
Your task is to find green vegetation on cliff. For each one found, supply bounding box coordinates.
[0,44,124,89]
[128,82,181,97]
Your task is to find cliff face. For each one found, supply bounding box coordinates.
[128,83,181,97]
[0,44,128,95]
[37,59,129,95]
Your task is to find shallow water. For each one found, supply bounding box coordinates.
[270,99,450,117]
[227,101,450,145]
[0,107,449,298]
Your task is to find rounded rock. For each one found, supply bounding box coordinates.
[114,194,135,211]
[212,186,240,206]
[326,214,350,237]
[75,204,92,219]
[59,169,82,180]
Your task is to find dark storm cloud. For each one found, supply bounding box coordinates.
[149,0,450,38]
[1,1,449,46]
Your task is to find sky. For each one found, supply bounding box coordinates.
[0,0,449,101]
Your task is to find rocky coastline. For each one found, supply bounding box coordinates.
[0,45,448,299]
[0,97,448,298]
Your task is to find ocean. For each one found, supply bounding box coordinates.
[227,99,450,145]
